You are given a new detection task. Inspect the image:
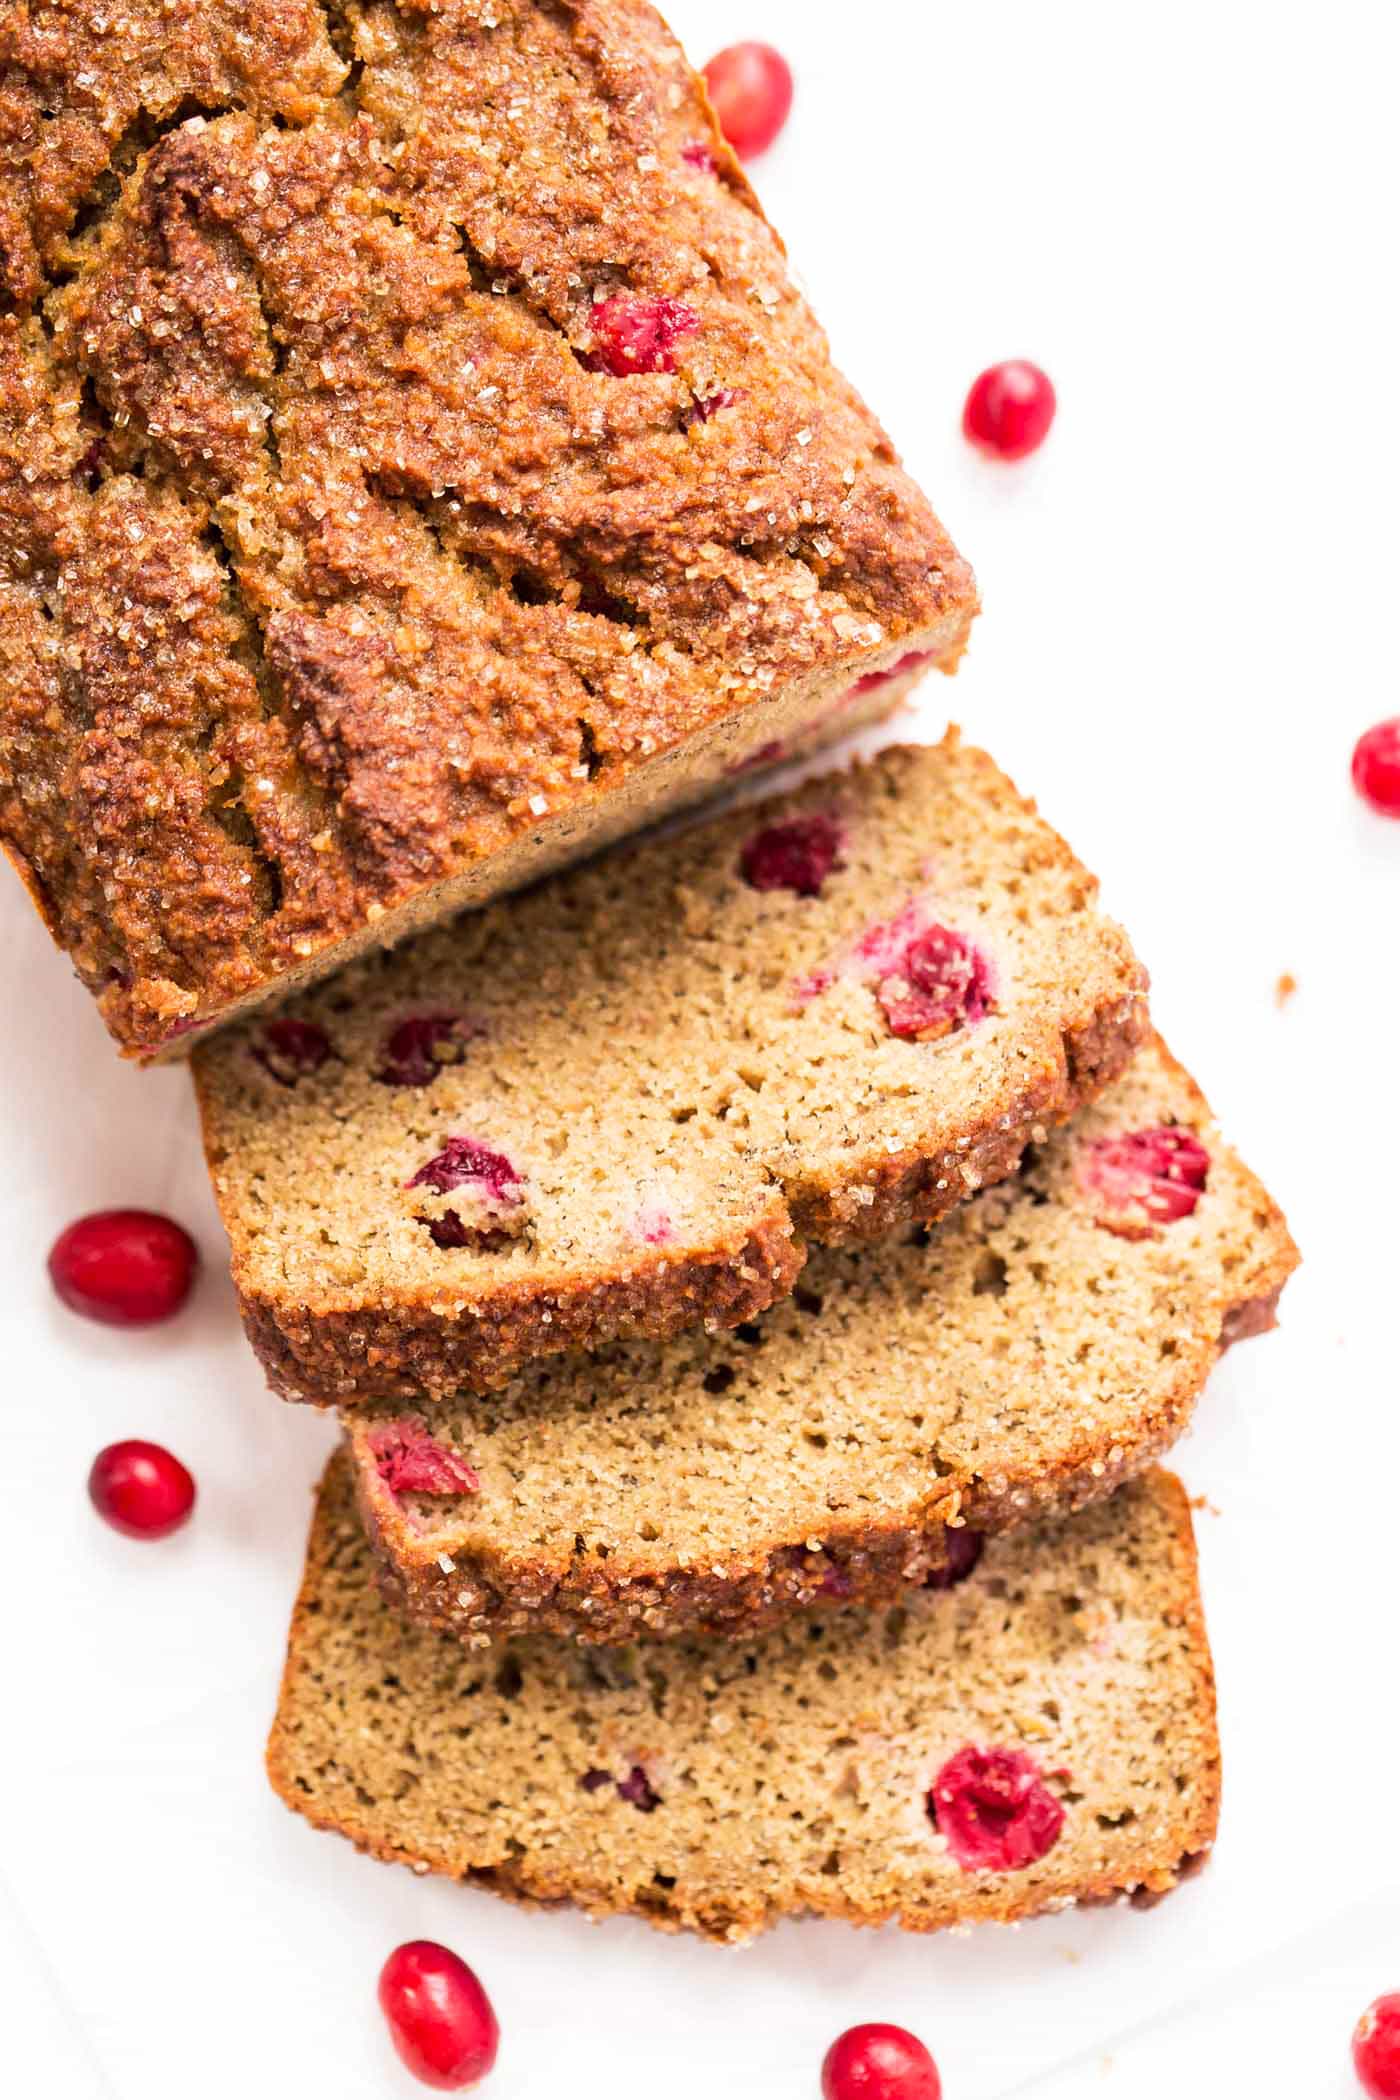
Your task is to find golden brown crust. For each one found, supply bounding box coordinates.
[0,0,976,1057]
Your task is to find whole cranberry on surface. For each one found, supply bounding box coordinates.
[1355,1994,1400,2099]
[48,1209,198,1326]
[1352,719,1400,816]
[702,41,793,159]
[88,1440,196,1540]
[378,1941,499,2091]
[962,359,1057,460]
[822,2022,942,2100]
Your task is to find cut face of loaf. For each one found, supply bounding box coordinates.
[268,1459,1221,1944]
[194,738,1151,1402]
[347,1035,1297,1643]
[0,0,976,1061]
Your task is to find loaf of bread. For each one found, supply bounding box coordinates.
[194,738,1149,1403]
[267,1457,1221,1942]
[346,1034,1296,1643]
[0,0,976,1058]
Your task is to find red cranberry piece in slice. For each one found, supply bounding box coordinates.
[378,1940,499,2092]
[853,648,936,696]
[377,1012,479,1088]
[963,360,1057,461]
[680,386,740,431]
[252,1016,333,1086]
[1356,1995,1400,2099]
[1080,1126,1210,1238]
[877,925,994,1040]
[822,2023,942,2100]
[581,295,698,376]
[616,1765,661,1813]
[925,1526,985,1591]
[88,1440,196,1540]
[741,811,845,898]
[703,42,794,159]
[1352,719,1400,817]
[929,1744,1065,1871]
[368,1420,480,1499]
[681,139,717,172]
[410,1137,523,1204]
[49,1209,198,1326]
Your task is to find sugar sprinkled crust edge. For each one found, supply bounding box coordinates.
[265,1458,1222,1943]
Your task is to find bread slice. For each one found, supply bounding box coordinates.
[194,737,1149,1404]
[0,0,976,1062]
[267,1458,1221,1944]
[345,1035,1296,1644]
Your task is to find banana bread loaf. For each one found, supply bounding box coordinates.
[347,1035,1296,1643]
[0,0,976,1059]
[194,737,1150,1403]
[267,1458,1221,1943]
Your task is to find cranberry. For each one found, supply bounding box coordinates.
[963,360,1057,461]
[88,1440,196,1540]
[740,812,844,897]
[1079,1126,1210,1238]
[702,42,794,159]
[925,1526,985,1590]
[377,1012,478,1087]
[681,140,717,173]
[878,925,994,1040]
[48,1209,198,1326]
[409,1137,523,1203]
[821,2024,942,2100]
[680,386,740,430]
[1352,719,1400,817]
[853,648,936,696]
[929,1745,1065,1871]
[616,1765,661,1812]
[378,1941,499,2092]
[252,1016,333,1085]
[368,1419,480,1498]
[581,295,698,376]
[1355,1996,1400,2100]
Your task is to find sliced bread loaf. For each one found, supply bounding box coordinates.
[267,1458,1220,1943]
[194,736,1149,1403]
[346,1035,1296,1643]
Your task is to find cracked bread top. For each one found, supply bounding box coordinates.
[0,0,976,1056]
[193,737,1150,1404]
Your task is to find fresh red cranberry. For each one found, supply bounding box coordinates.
[1352,719,1400,817]
[88,1440,196,1539]
[49,1209,197,1326]
[821,2023,941,2100]
[1079,1126,1210,1238]
[581,295,698,376]
[878,925,994,1040]
[409,1136,524,1248]
[368,1420,480,1499]
[703,42,794,159]
[1356,1997,1400,2100]
[741,811,844,897]
[252,1016,333,1085]
[616,1765,661,1812]
[680,385,740,430]
[681,139,717,172]
[929,1745,1065,1870]
[378,1941,499,2092]
[963,360,1057,461]
[925,1526,985,1590]
[853,648,936,696]
[377,1012,478,1088]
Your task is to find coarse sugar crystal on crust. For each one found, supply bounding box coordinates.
[344,1033,1297,1644]
[193,736,1152,1405]
[266,1457,1222,1944]
[0,0,976,1059]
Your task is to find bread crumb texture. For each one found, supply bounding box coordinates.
[267,1458,1222,1943]
[0,0,976,1056]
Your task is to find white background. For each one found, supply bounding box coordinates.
[3,1,1398,2093]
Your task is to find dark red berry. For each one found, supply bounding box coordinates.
[368,1419,480,1499]
[1079,1126,1210,1239]
[616,1764,661,1812]
[1352,719,1400,816]
[681,140,717,173]
[1355,1995,1400,2100]
[963,360,1057,461]
[925,1526,984,1590]
[703,42,794,159]
[680,386,740,430]
[252,1016,333,1086]
[409,1137,522,1204]
[822,2023,942,2100]
[581,295,698,376]
[376,1012,478,1088]
[877,925,994,1041]
[929,1744,1066,1871]
[853,648,935,695]
[88,1440,196,1540]
[48,1209,198,1326]
[378,1941,499,2092]
[740,812,845,897]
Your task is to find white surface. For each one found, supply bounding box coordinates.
[2,2,1397,2093]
